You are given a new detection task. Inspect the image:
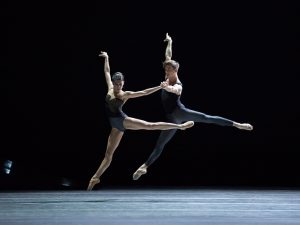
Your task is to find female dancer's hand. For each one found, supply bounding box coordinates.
[99,51,108,58]
[160,80,169,89]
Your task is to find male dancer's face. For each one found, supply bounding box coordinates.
[164,65,177,83]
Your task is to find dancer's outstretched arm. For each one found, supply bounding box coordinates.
[164,33,172,61]
[124,82,166,99]
[99,51,113,91]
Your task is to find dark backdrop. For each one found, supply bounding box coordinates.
[2,2,300,189]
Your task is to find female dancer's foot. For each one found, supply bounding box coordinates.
[180,121,194,130]
[133,164,147,180]
[234,122,253,131]
[87,177,100,191]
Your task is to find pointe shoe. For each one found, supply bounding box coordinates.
[133,167,147,180]
[87,177,100,191]
[180,121,194,130]
[240,123,253,131]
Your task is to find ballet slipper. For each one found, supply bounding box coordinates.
[87,177,100,191]
[133,167,147,180]
[239,123,253,131]
[180,121,194,130]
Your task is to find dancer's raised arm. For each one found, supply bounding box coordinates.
[99,51,113,90]
[164,33,173,61]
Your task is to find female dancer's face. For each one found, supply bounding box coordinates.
[164,65,177,83]
[113,80,124,92]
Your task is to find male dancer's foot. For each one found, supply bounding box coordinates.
[180,121,194,130]
[234,122,253,131]
[87,177,100,191]
[133,164,147,180]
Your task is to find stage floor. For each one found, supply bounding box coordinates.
[1,188,300,225]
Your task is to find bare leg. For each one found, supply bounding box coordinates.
[123,117,194,130]
[87,128,124,191]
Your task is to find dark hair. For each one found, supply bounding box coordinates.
[111,72,124,82]
[163,60,180,71]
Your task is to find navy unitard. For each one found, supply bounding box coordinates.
[144,82,233,166]
[105,94,128,132]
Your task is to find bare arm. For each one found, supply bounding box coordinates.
[164,33,172,61]
[124,85,162,99]
[162,80,182,95]
[99,51,113,90]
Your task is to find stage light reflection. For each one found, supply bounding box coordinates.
[2,160,13,175]
[61,177,72,187]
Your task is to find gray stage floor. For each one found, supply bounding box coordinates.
[1,188,300,225]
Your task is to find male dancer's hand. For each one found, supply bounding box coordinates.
[164,33,172,42]
[99,51,108,58]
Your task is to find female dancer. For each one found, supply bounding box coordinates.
[87,51,194,190]
[133,33,253,180]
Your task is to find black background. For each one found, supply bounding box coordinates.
[2,2,300,190]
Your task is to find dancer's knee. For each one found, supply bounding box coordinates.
[200,114,217,123]
[144,122,156,129]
